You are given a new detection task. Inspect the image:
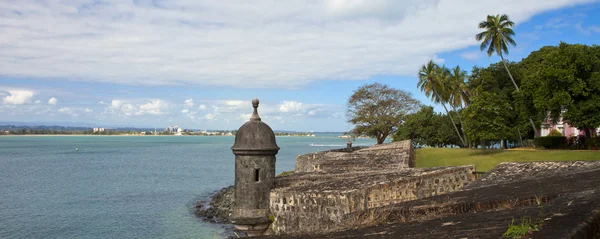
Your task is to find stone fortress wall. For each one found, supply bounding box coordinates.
[267,140,475,235]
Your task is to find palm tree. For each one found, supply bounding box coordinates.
[418,60,467,147]
[476,14,538,136]
[447,66,470,146]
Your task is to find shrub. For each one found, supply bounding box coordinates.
[588,137,600,150]
[277,170,294,177]
[547,129,562,136]
[503,217,538,238]
[534,136,567,149]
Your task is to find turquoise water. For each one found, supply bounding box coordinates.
[0,135,375,239]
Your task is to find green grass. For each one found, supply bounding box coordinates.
[503,217,538,238]
[416,148,600,172]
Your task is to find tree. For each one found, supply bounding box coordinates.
[347,83,420,144]
[393,106,461,147]
[418,60,467,147]
[521,42,600,139]
[463,87,514,148]
[468,62,536,144]
[476,14,539,136]
[447,66,470,146]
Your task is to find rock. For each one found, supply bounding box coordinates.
[194,185,235,224]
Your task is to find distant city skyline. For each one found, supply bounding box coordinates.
[1,1,600,132]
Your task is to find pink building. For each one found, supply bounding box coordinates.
[540,115,600,137]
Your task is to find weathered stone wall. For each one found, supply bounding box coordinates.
[268,165,475,235]
[295,140,414,173]
[466,161,600,189]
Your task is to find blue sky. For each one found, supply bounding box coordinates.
[1,0,599,132]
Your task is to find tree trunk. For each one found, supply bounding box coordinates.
[517,127,524,147]
[500,53,539,137]
[376,133,386,144]
[450,105,469,147]
[585,128,592,140]
[435,92,466,147]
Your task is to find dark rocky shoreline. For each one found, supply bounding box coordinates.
[194,186,235,224]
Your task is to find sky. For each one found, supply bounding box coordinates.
[1,0,600,132]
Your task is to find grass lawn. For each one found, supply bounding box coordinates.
[416,148,600,172]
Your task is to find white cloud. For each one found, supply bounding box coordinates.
[198,104,207,110]
[110,100,124,109]
[184,98,194,107]
[204,113,216,120]
[48,97,58,105]
[0,1,592,88]
[34,100,41,104]
[120,103,135,116]
[181,109,189,114]
[58,107,93,116]
[58,107,79,116]
[137,100,169,115]
[2,90,34,105]
[238,113,252,120]
[212,100,247,113]
[575,22,600,35]
[103,99,170,116]
[279,101,304,113]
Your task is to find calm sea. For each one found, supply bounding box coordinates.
[0,135,375,239]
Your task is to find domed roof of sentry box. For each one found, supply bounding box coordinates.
[231,98,280,155]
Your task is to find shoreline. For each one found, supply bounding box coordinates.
[194,186,235,237]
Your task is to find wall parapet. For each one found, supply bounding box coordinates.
[269,165,475,235]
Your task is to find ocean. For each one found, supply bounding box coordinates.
[0,135,376,239]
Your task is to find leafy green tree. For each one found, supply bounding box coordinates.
[418,60,466,146]
[469,62,536,144]
[393,106,461,147]
[347,83,420,144]
[521,42,600,138]
[394,106,437,146]
[463,87,514,148]
[476,14,538,136]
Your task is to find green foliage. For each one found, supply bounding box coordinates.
[534,136,567,149]
[277,171,294,177]
[469,62,536,140]
[418,60,467,146]
[476,14,516,57]
[347,83,420,144]
[588,137,600,149]
[268,215,275,222]
[547,129,562,136]
[393,106,461,147]
[503,217,538,238]
[463,87,513,146]
[521,43,600,137]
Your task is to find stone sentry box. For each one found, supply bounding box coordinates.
[231,98,279,236]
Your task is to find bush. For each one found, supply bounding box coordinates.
[277,170,294,177]
[547,129,562,136]
[534,136,567,149]
[588,137,600,150]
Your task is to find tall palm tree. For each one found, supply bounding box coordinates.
[476,14,538,136]
[448,66,470,146]
[418,60,466,147]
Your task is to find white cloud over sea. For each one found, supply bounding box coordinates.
[0,0,593,89]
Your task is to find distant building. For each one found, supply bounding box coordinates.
[541,113,599,137]
[93,128,105,132]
